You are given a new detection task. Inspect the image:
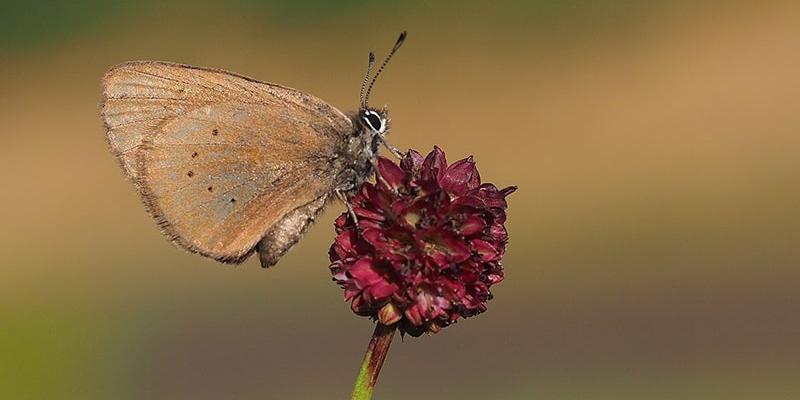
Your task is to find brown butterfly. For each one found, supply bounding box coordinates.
[101,32,407,268]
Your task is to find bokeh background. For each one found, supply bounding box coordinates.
[2,1,799,399]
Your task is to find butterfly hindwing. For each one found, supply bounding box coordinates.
[101,61,352,263]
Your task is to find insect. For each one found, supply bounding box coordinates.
[101,32,407,268]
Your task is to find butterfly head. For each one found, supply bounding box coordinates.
[361,108,389,135]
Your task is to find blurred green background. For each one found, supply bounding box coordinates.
[2,1,799,399]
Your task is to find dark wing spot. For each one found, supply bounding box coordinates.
[191,152,198,158]
[207,186,213,192]
[230,198,236,203]
[187,171,194,177]
[212,128,219,136]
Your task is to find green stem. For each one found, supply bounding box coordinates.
[351,323,397,400]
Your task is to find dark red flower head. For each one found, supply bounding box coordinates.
[329,147,516,336]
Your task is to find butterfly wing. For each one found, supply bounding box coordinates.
[101,61,352,264]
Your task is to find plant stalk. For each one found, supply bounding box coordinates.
[351,323,397,400]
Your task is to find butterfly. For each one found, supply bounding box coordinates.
[101,32,407,268]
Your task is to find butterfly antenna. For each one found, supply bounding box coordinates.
[364,31,407,108]
[360,52,376,109]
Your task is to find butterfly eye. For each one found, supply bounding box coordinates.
[362,111,385,133]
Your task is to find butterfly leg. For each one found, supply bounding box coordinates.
[381,140,406,159]
[335,189,361,230]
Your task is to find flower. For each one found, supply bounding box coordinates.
[329,146,516,336]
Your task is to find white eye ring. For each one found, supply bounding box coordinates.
[362,110,386,133]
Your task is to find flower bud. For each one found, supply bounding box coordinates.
[377,302,402,325]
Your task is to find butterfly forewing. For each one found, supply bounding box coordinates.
[101,61,352,264]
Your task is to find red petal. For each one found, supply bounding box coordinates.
[451,194,486,209]
[405,306,423,326]
[416,291,432,313]
[459,215,486,236]
[358,219,383,231]
[428,251,449,268]
[476,184,509,209]
[366,281,398,301]
[390,198,414,220]
[401,149,425,175]
[334,213,349,229]
[472,239,499,261]
[431,295,452,317]
[349,259,382,286]
[490,223,509,243]
[331,231,353,259]
[362,228,393,253]
[362,228,384,245]
[444,236,472,263]
[421,146,447,183]
[416,230,471,266]
[376,157,406,190]
[459,268,480,284]
[344,287,361,301]
[441,156,481,195]
[354,207,385,221]
[351,296,372,315]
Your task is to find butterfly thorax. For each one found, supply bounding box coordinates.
[335,109,387,195]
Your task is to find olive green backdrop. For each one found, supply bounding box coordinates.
[2,1,799,399]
